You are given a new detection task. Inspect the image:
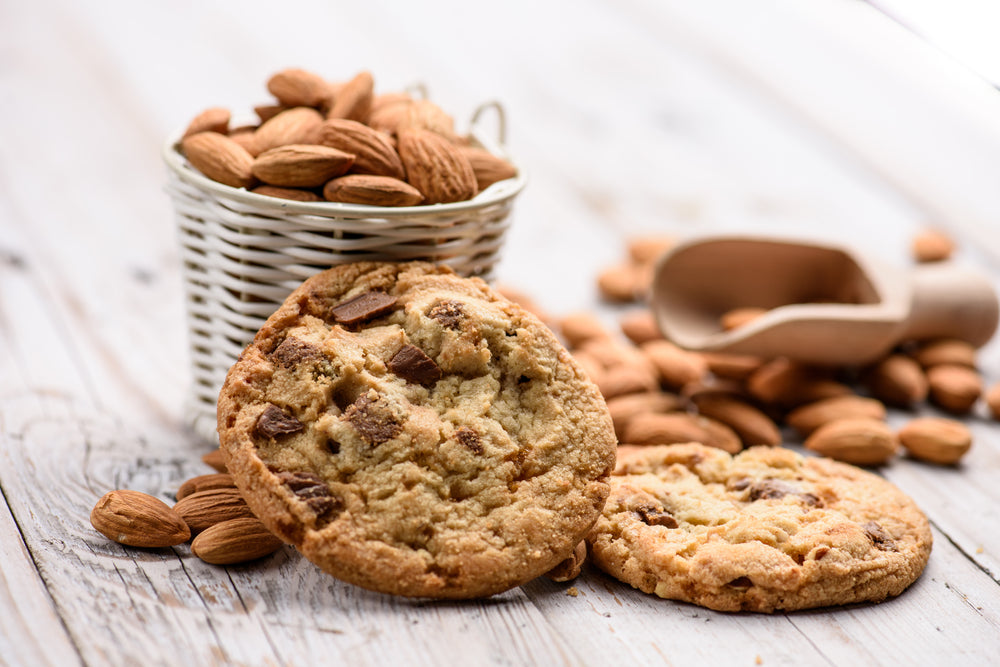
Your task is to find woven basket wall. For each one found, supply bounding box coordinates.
[163,106,526,442]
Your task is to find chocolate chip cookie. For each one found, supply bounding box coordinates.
[216,262,616,598]
[587,443,931,612]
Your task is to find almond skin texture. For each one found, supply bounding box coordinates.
[397,129,477,204]
[619,309,663,346]
[786,395,887,437]
[327,70,374,121]
[191,517,285,565]
[605,391,684,439]
[926,364,982,414]
[181,132,256,189]
[691,394,781,447]
[399,99,457,141]
[252,144,355,188]
[91,490,191,548]
[864,354,928,407]
[898,417,972,465]
[183,106,231,138]
[622,412,742,454]
[804,417,898,466]
[176,473,237,501]
[267,68,330,108]
[252,106,324,155]
[316,118,405,179]
[640,340,709,390]
[173,487,255,534]
[459,146,518,190]
[323,174,424,206]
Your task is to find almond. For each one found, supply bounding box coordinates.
[863,354,928,407]
[597,263,646,303]
[898,417,972,465]
[202,449,228,472]
[720,307,767,331]
[605,391,684,439]
[183,106,231,138]
[191,517,285,565]
[266,68,330,108]
[181,132,256,189]
[619,309,663,346]
[912,338,977,369]
[327,70,374,121]
[367,97,414,135]
[91,490,191,548]
[254,103,287,124]
[323,174,424,207]
[316,118,405,179]
[252,144,355,188]
[785,395,887,437]
[596,364,659,400]
[926,364,982,414]
[397,128,477,204]
[250,185,324,202]
[399,99,457,141]
[176,473,237,501]
[252,106,324,155]
[987,382,1000,420]
[699,352,764,381]
[691,394,781,447]
[627,236,675,265]
[640,340,708,390]
[459,146,518,190]
[559,312,613,349]
[622,412,742,454]
[173,487,255,534]
[804,417,898,466]
[911,228,955,263]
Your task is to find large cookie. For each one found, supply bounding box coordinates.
[217,262,616,598]
[587,443,932,612]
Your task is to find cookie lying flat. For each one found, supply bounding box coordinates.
[587,443,931,612]
[217,262,616,598]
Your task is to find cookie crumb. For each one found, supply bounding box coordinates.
[755,656,763,665]
[566,586,579,597]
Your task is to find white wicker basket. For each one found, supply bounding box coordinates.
[163,101,526,442]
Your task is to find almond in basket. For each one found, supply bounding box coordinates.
[178,68,518,206]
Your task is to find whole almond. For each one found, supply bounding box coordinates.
[181,132,256,189]
[254,104,287,124]
[397,129,477,204]
[173,487,255,534]
[559,311,613,349]
[785,395,887,437]
[191,517,285,565]
[619,309,663,346]
[252,144,355,188]
[176,473,237,501]
[746,358,820,407]
[627,235,675,265]
[327,70,374,121]
[911,228,955,263]
[183,107,231,138]
[597,264,646,303]
[323,174,424,207]
[317,118,405,179]
[202,449,227,473]
[250,185,324,202]
[252,106,324,156]
[640,340,708,390]
[267,68,330,108]
[596,364,659,400]
[605,391,684,439]
[399,99,457,140]
[367,97,414,135]
[804,417,898,466]
[898,417,972,465]
[691,394,781,447]
[91,490,191,548]
[459,146,518,190]
[987,382,1000,420]
[622,412,742,454]
[228,127,259,154]
[912,338,977,369]
[926,364,982,414]
[863,354,928,407]
[699,352,764,381]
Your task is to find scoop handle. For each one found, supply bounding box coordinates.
[901,263,999,347]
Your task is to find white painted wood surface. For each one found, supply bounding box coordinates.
[2,0,999,665]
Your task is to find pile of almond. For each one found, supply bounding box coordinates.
[526,229,999,468]
[179,68,517,206]
[90,456,284,565]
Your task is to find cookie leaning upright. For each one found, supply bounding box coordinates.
[217,262,616,598]
[588,443,932,612]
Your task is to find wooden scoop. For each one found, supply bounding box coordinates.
[650,235,999,366]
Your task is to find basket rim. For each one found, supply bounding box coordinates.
[162,129,527,219]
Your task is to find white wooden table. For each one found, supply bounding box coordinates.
[3,1,999,664]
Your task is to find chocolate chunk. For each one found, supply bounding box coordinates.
[343,393,402,445]
[749,479,821,507]
[428,299,465,330]
[388,344,443,385]
[863,521,897,551]
[329,290,396,326]
[727,576,753,589]
[635,504,679,529]
[275,471,341,516]
[271,336,324,369]
[455,427,483,454]
[255,404,304,439]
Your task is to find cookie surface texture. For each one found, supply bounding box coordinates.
[217,262,616,598]
[587,443,932,612]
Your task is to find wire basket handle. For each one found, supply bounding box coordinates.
[470,100,508,148]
